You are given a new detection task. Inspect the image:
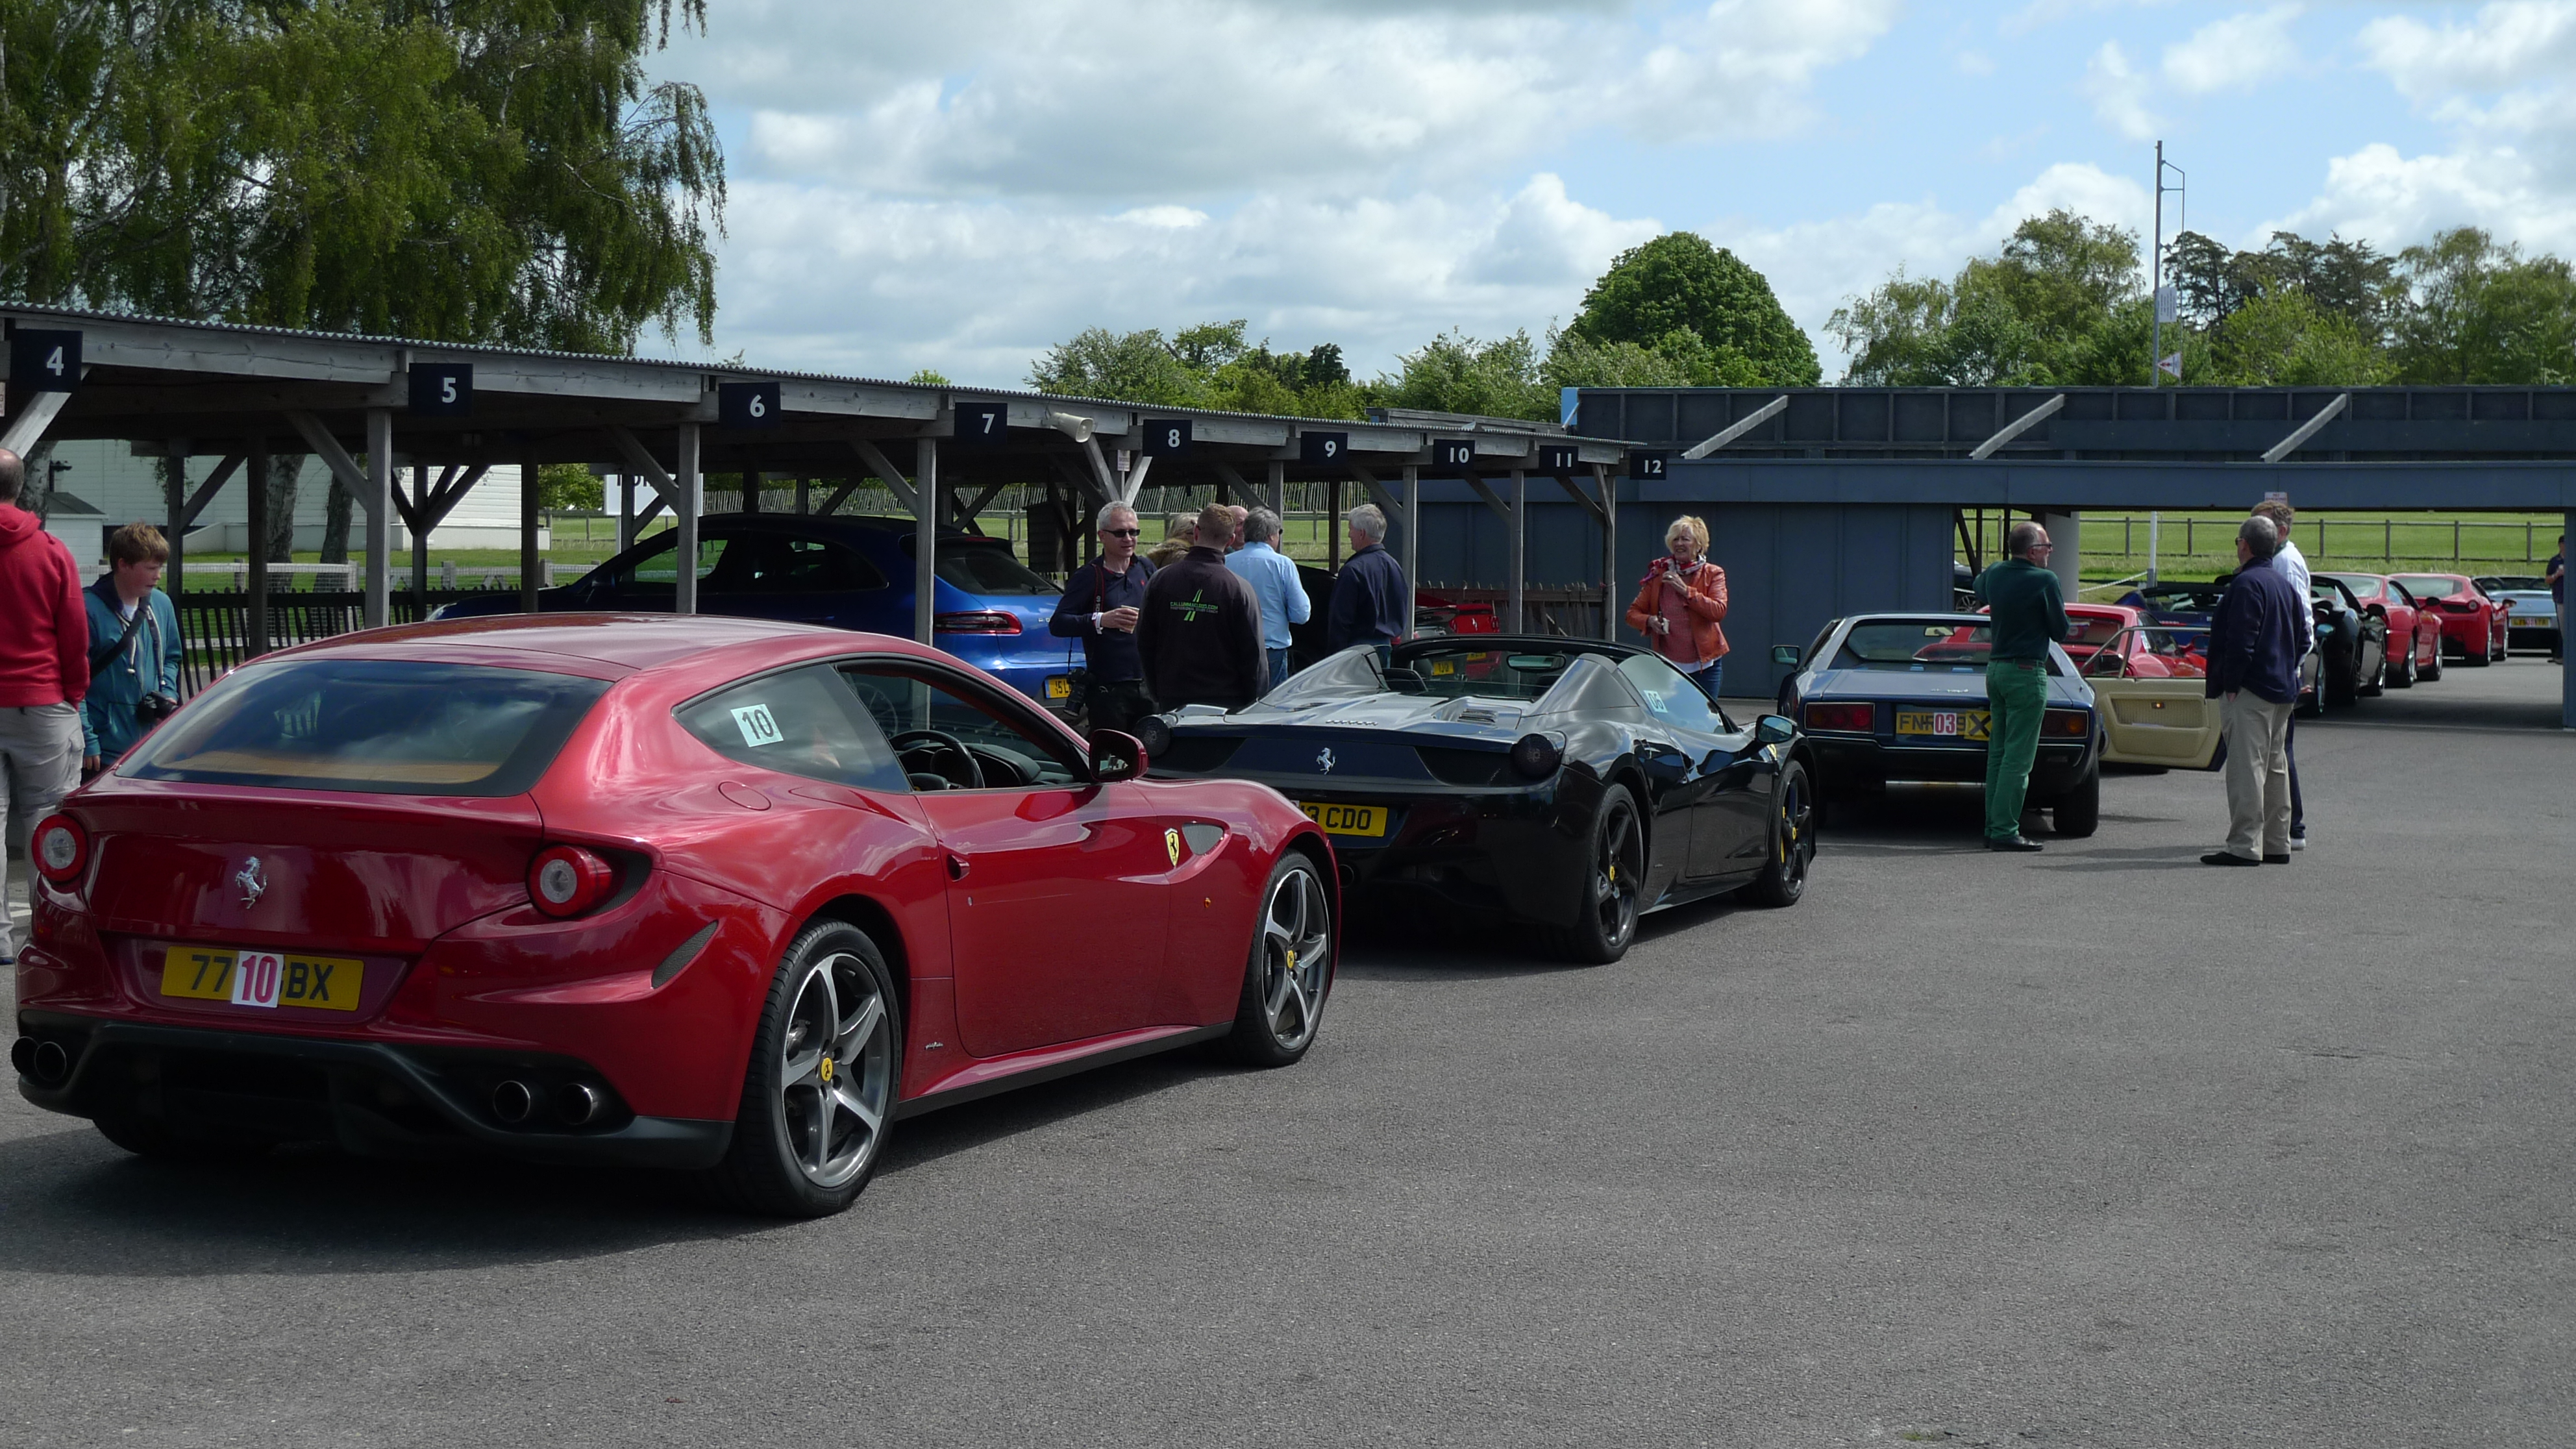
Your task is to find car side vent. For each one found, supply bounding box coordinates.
[1155,736,1243,773]
[1416,747,1509,787]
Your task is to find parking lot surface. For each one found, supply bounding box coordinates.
[3,661,2569,1448]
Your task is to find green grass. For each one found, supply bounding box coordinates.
[1963,511,2566,595]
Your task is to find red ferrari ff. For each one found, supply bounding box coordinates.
[2389,573,2508,667]
[2317,573,2444,687]
[12,616,1335,1217]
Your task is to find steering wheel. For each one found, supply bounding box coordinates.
[889,728,985,790]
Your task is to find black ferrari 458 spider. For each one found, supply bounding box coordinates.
[1135,637,1817,963]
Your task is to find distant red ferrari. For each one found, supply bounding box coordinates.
[2059,603,2205,678]
[13,616,1335,1217]
[2389,572,2509,667]
[2317,572,2445,687]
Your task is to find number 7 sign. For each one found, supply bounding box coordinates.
[9,330,82,395]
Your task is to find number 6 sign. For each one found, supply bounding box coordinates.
[9,329,82,395]
[1140,419,1192,457]
[719,380,782,429]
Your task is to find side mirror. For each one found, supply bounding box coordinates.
[1755,713,1796,747]
[1088,729,1146,782]
[1770,644,1800,667]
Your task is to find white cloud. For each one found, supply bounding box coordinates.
[1636,0,1903,142]
[2084,42,2161,142]
[2357,1,2576,101]
[2162,6,2303,94]
[1981,160,2153,238]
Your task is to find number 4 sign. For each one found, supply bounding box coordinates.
[8,329,81,394]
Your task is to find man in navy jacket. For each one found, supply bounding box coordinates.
[1325,502,1408,660]
[2203,515,2306,867]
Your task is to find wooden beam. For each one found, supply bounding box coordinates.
[285,410,377,519]
[848,437,922,517]
[607,426,678,504]
[1463,474,1512,524]
[1550,472,1605,524]
[180,454,245,527]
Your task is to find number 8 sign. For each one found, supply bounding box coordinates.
[1140,419,1192,457]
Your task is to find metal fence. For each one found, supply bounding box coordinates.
[170,589,514,696]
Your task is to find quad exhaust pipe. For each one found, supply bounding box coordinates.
[10,1037,69,1087]
[490,1079,536,1124]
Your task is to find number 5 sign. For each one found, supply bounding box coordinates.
[408,362,473,415]
[1140,419,1192,457]
[9,329,81,395]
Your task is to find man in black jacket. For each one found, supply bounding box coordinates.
[1326,502,1408,660]
[1047,501,1156,734]
[2203,516,2306,867]
[1138,502,1267,710]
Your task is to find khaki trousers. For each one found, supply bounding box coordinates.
[2220,691,2294,860]
[0,701,82,956]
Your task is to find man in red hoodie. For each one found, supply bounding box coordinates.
[0,447,90,964]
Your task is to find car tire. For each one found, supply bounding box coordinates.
[2358,649,2386,697]
[1742,760,1815,909]
[1552,782,1643,965]
[2464,634,2492,667]
[706,919,901,1219]
[2326,653,2359,708]
[2051,758,2101,838]
[1220,850,1335,1068]
[92,1111,271,1163]
[2385,644,2414,689]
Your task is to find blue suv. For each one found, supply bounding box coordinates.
[432,515,1080,709]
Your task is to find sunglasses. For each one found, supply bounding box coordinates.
[1103,527,1141,538]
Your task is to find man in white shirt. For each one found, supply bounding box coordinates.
[1224,508,1309,687]
[2253,501,2311,850]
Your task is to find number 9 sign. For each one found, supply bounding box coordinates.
[1300,431,1348,466]
[1141,419,1193,457]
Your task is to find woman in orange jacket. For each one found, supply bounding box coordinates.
[1624,514,1729,697]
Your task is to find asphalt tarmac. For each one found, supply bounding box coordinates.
[3,660,2570,1448]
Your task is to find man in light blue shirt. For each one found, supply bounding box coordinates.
[1226,507,1309,689]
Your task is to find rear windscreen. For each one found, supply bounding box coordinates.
[1835,622,2001,672]
[123,660,609,795]
[902,537,1059,595]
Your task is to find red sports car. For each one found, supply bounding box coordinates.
[2389,573,2509,667]
[2060,604,2206,678]
[2318,573,2445,687]
[12,616,1335,1217]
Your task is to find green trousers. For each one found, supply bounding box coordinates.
[1983,659,2048,840]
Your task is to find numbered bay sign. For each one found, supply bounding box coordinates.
[8,328,81,394]
[1300,430,1348,465]
[408,362,473,415]
[1433,438,1476,469]
[1539,443,1581,473]
[719,380,782,429]
[1141,418,1192,456]
[1628,450,1670,481]
[956,401,1008,445]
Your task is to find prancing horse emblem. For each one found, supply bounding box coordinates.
[234,856,267,908]
[1316,748,1337,774]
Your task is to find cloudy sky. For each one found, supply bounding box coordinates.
[645,1,2576,386]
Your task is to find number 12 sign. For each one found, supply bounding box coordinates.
[8,329,81,394]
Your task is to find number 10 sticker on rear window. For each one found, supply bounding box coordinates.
[730,702,784,747]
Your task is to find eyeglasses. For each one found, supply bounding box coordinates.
[2029,543,2055,553]
[1103,528,1141,538]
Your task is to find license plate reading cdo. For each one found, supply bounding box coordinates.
[160,947,365,1011]
[1297,802,1386,837]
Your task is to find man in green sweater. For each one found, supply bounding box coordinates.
[1974,521,2069,852]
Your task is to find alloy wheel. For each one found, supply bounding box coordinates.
[1591,798,1643,950]
[1776,774,1814,890]
[778,951,895,1189]
[1259,864,1333,1051]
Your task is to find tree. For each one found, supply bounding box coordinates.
[1,0,726,353]
[2205,289,2386,386]
[2388,228,2576,385]
[2164,229,2395,336]
[1567,232,1820,386]
[1028,323,1369,418]
[534,462,602,515]
[1829,210,2147,384]
[1379,329,1553,421]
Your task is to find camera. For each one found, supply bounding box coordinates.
[136,693,177,725]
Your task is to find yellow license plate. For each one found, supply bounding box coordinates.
[1046,675,1072,700]
[1896,709,1991,740]
[1297,802,1387,837]
[160,947,366,1011]
[1430,661,1456,676]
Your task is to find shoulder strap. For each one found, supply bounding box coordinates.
[88,580,145,671]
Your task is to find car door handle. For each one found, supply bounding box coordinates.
[946,852,970,881]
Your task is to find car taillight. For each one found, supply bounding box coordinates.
[2043,708,2092,737]
[933,611,1022,635]
[1509,732,1563,780]
[528,845,617,918]
[31,814,86,884]
[1803,702,1874,732]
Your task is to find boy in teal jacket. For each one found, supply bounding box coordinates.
[82,523,184,771]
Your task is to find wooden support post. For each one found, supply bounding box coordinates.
[797,476,810,515]
[1266,461,1286,519]
[520,442,542,611]
[164,439,190,597]
[364,411,393,628]
[1595,464,1618,641]
[915,438,939,645]
[1508,469,1526,634]
[1328,479,1343,572]
[618,473,637,552]
[247,432,271,658]
[674,425,702,615]
[411,464,433,611]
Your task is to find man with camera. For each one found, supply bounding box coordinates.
[82,523,182,776]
